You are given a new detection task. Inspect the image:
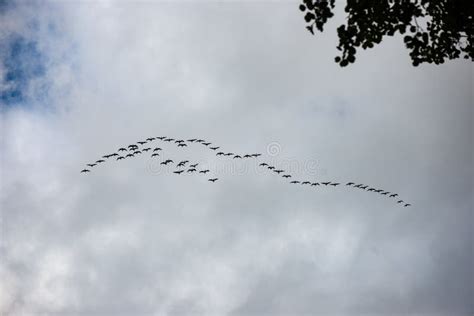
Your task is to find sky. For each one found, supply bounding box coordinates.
[0,1,472,315]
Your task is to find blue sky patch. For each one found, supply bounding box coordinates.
[1,36,47,107]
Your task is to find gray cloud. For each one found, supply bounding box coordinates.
[1,1,472,316]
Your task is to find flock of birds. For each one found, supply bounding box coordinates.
[81,136,411,207]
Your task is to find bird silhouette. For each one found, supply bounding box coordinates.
[96,159,105,163]
[389,194,398,198]
[174,170,184,175]
[274,170,284,174]
[175,139,184,143]
[208,178,218,182]
[138,141,147,145]
[146,137,155,141]
[302,181,311,185]
[199,169,210,174]
[321,182,331,186]
[126,154,134,158]
[80,169,90,173]
[151,153,160,157]
[187,138,197,142]
[268,166,275,170]
[143,148,151,152]
[133,150,142,154]
[233,155,242,159]
[330,183,340,186]
[178,143,187,147]
[346,182,354,186]
[203,142,211,146]
[397,200,404,204]
[118,148,127,152]
[243,154,251,158]
[290,181,300,184]
[404,203,411,207]
[116,156,124,160]
[210,146,219,150]
[216,152,225,156]
[225,153,233,156]
[282,174,291,178]
[157,136,166,140]
[190,163,198,168]
[252,154,262,157]
[259,163,268,167]
[187,168,197,173]
[311,182,319,186]
[87,163,96,167]
[153,147,162,151]
[381,192,389,195]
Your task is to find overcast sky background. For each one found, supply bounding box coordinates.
[0,1,472,315]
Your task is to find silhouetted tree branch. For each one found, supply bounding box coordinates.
[300,0,473,67]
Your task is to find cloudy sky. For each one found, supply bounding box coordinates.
[0,1,472,315]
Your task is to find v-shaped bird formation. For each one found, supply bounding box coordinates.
[80,136,411,207]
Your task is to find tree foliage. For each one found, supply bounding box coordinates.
[300,0,473,67]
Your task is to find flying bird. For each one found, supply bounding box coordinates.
[153,147,162,151]
[187,139,197,142]
[268,166,275,170]
[199,169,210,174]
[302,181,311,185]
[187,168,197,173]
[330,183,340,186]
[290,181,300,184]
[274,170,284,174]
[126,154,134,158]
[397,200,404,204]
[252,154,261,157]
[151,153,160,157]
[208,178,218,182]
[137,141,147,145]
[233,155,242,159]
[389,194,398,198]
[404,203,411,207]
[346,182,354,186]
[178,143,187,147]
[210,146,219,150]
[202,142,211,146]
[259,163,268,167]
[96,159,105,163]
[174,170,184,175]
[118,148,127,152]
[157,136,166,140]
[243,154,252,158]
[216,152,225,156]
[311,182,319,186]
[282,174,291,178]
[116,156,124,160]
[87,164,96,167]
[146,137,155,141]
[225,153,234,156]
[321,182,331,186]
[142,148,151,152]
[80,169,90,173]
[190,163,198,168]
